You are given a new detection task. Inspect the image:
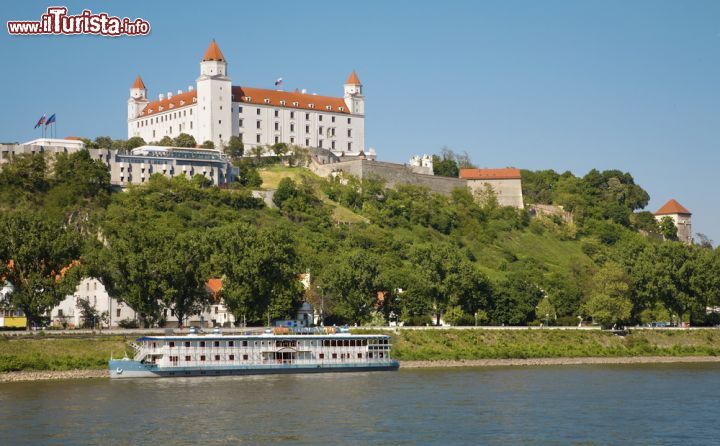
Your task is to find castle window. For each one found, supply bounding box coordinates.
[239,106,243,113]
[332,141,336,150]
[190,109,193,115]
[274,122,279,131]
[290,137,295,144]
[239,133,243,142]
[348,142,352,151]
[274,110,279,117]
[218,120,222,125]
[246,97,252,102]
[256,121,261,129]
[332,116,336,123]
[347,129,352,137]
[257,109,261,115]
[347,118,351,124]
[306,113,310,120]
[239,119,243,127]
[319,115,323,122]
[280,101,286,106]
[319,126,323,135]
[190,122,193,129]
[275,136,279,144]
[256,135,261,143]
[290,111,295,119]
[305,125,309,133]
[326,106,332,110]
[290,124,295,132]
[305,138,310,146]
[309,104,315,109]
[264,99,270,104]
[318,140,323,148]
[339,107,344,111]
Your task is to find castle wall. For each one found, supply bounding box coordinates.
[466,178,524,209]
[312,159,467,196]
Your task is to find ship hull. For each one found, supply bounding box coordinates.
[109,359,399,379]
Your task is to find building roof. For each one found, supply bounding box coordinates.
[206,278,222,295]
[202,40,225,62]
[140,90,197,117]
[459,168,522,180]
[132,75,146,89]
[232,86,350,114]
[345,71,361,85]
[655,199,691,216]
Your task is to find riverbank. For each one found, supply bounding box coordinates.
[3,356,720,383]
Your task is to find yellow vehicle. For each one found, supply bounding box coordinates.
[0,309,27,329]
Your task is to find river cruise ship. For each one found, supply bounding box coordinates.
[109,328,399,378]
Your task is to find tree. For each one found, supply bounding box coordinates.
[94,136,113,149]
[226,136,244,159]
[249,145,265,160]
[158,136,174,147]
[659,217,678,241]
[125,136,146,150]
[157,233,211,327]
[234,160,262,188]
[174,133,197,148]
[206,224,302,324]
[695,233,713,249]
[491,274,544,325]
[432,155,459,178]
[76,297,108,329]
[318,249,382,324]
[0,212,82,329]
[0,153,48,193]
[201,140,215,150]
[582,262,632,327]
[272,142,289,157]
[535,296,556,325]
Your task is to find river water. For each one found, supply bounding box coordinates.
[1,363,719,445]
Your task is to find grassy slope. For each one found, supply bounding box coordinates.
[378,330,720,361]
[0,336,131,372]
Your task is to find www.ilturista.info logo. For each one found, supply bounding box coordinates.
[7,7,150,36]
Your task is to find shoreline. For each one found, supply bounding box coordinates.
[2,356,720,382]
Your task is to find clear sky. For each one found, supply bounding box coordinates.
[1,1,718,242]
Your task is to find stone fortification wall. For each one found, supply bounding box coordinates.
[311,159,467,196]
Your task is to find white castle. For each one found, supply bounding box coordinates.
[128,40,366,156]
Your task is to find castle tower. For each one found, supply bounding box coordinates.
[343,71,364,115]
[654,199,692,244]
[196,40,232,149]
[128,75,148,121]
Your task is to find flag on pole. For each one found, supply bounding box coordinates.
[45,114,56,126]
[274,77,283,87]
[34,114,46,129]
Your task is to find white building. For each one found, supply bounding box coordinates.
[408,154,434,175]
[51,278,137,328]
[128,40,366,156]
[654,199,692,244]
[459,168,524,209]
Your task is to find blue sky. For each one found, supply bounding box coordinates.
[1,1,718,242]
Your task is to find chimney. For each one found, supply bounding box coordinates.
[177,90,183,95]
[301,89,307,94]
[188,86,194,91]
[167,92,173,99]
[159,93,165,100]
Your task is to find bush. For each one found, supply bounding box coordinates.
[118,318,139,329]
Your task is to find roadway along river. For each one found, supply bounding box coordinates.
[1,363,719,445]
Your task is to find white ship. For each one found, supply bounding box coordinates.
[109,328,399,378]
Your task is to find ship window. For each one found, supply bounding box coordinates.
[319,353,325,359]
[229,341,235,347]
[214,341,220,347]
[214,355,220,361]
[332,353,337,359]
[229,355,235,360]
[200,341,206,347]
[185,356,191,361]
[368,352,373,358]
[358,353,363,359]
[242,341,248,347]
[331,340,336,347]
[362,339,367,346]
[380,352,384,358]
[323,340,330,347]
[200,355,206,361]
[243,354,248,360]
[169,342,175,348]
[185,341,191,347]
[344,340,350,347]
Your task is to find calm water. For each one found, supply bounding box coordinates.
[1,364,719,445]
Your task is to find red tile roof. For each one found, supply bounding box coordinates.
[140,90,197,117]
[655,199,691,216]
[346,71,361,85]
[132,75,146,89]
[206,278,222,295]
[459,168,522,180]
[202,40,225,62]
[232,86,350,114]
[139,85,350,117]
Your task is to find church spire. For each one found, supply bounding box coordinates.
[131,75,146,90]
[345,70,361,85]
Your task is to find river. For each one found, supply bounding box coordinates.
[1,363,719,445]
